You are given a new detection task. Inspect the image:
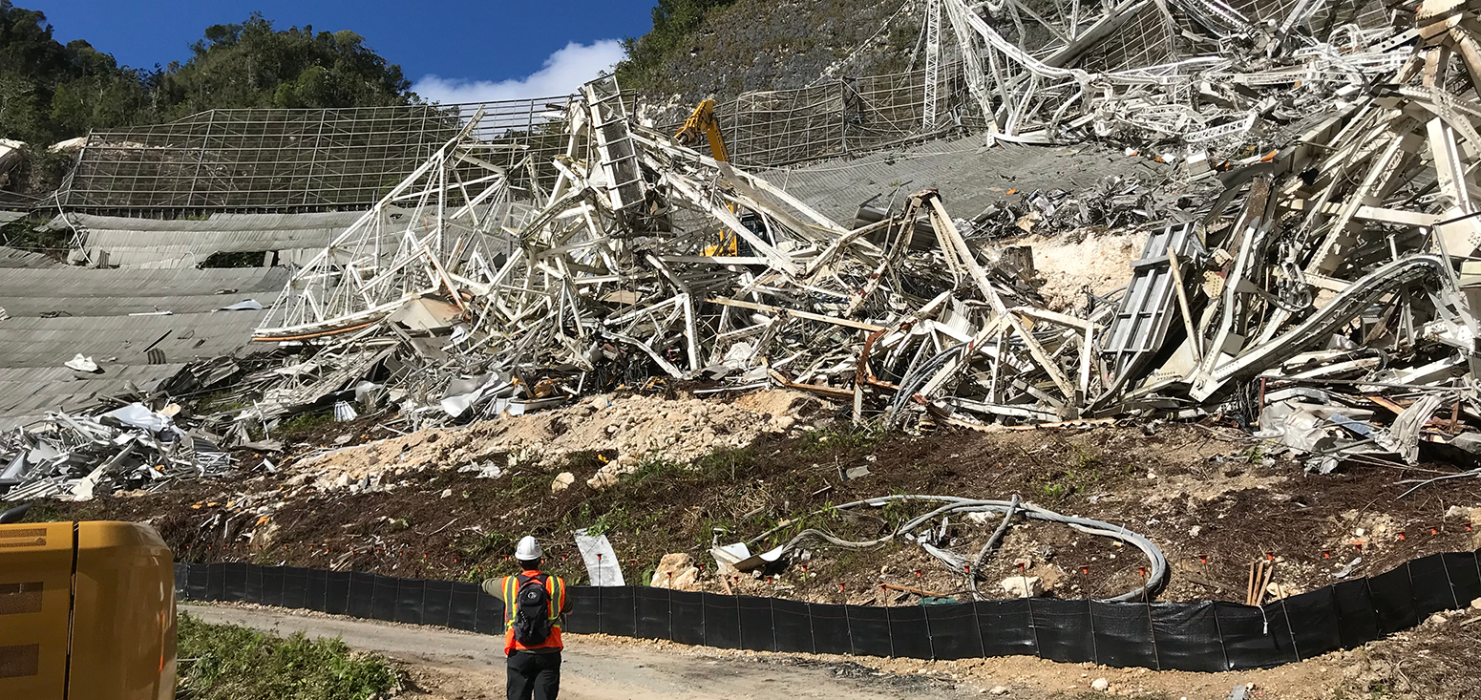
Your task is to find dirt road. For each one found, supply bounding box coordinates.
[183,604,972,700]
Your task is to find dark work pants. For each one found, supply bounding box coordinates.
[507,650,561,700]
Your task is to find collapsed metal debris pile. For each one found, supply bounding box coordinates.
[933,0,1412,147]
[1,403,230,501]
[231,1,1481,484]
[7,0,1481,504]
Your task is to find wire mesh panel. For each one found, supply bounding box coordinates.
[1077,4,1181,74]
[59,98,573,212]
[64,64,981,213]
[716,61,970,168]
[1302,0,1392,36]
[725,82,851,167]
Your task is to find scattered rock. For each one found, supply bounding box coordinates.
[1091,677,1109,692]
[251,519,280,547]
[1000,575,1043,598]
[299,390,829,491]
[587,461,637,490]
[1265,581,1298,600]
[551,472,575,493]
[989,686,1009,695]
[650,552,701,591]
[440,488,453,499]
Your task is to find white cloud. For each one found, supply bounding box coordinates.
[413,40,625,104]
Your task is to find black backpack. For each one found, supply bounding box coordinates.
[511,573,554,645]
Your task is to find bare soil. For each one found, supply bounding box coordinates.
[42,413,1481,605]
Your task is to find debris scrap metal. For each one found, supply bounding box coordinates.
[5,0,1481,596]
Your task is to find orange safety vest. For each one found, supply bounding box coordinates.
[499,570,567,654]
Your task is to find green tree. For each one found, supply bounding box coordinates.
[155,15,412,117]
[0,3,416,196]
[46,42,152,137]
[0,4,414,145]
[0,0,76,143]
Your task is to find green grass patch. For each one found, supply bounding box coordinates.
[0,213,69,257]
[175,612,400,700]
[274,411,335,438]
[16,501,65,523]
[1033,447,1134,504]
[797,425,892,455]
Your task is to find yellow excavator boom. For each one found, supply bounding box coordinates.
[674,98,730,163]
[675,99,740,256]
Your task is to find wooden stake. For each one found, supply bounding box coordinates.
[1245,561,1258,606]
[1258,560,1275,605]
[1166,250,1202,362]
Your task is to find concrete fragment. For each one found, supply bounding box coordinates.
[1000,575,1042,598]
[551,472,575,493]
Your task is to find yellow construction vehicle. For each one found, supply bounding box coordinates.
[674,98,731,164]
[674,99,746,257]
[0,504,176,700]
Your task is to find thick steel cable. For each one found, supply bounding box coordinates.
[967,493,1019,598]
[761,494,1168,602]
[884,341,969,428]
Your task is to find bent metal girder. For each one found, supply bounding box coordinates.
[936,0,1416,143]
[253,108,521,342]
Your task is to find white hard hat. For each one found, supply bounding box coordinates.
[515,536,543,561]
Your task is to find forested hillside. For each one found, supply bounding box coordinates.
[0,2,411,147]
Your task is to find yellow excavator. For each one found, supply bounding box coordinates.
[674,98,731,164]
[674,99,745,257]
[0,504,176,700]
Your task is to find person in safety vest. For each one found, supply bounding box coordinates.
[483,536,572,700]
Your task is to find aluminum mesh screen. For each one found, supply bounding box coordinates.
[59,98,573,212]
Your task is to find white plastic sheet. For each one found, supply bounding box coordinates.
[220,299,264,311]
[575,530,625,586]
[64,354,99,372]
[102,403,173,433]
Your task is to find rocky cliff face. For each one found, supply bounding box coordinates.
[627,0,920,106]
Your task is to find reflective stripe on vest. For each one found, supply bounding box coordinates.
[502,572,564,624]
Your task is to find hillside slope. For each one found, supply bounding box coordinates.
[619,0,920,103]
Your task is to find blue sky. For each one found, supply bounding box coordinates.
[22,0,655,102]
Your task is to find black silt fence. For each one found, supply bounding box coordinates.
[174,549,1481,671]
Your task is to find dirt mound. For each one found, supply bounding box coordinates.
[290,390,831,489]
[1023,228,1148,311]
